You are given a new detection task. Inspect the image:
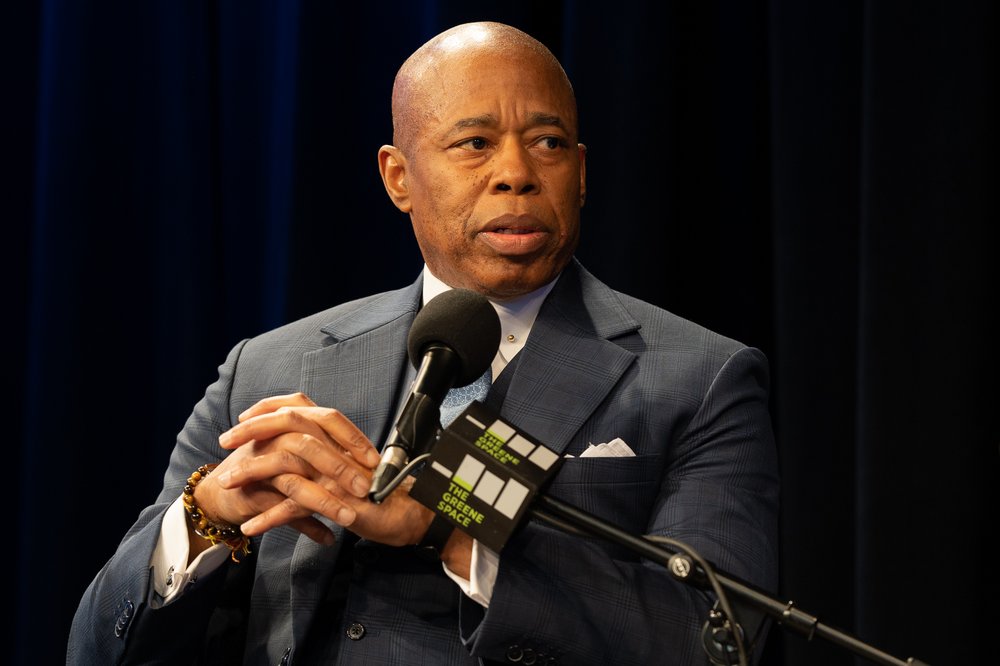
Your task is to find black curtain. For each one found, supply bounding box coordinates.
[8,2,995,664]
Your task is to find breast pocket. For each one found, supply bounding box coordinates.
[543,454,663,534]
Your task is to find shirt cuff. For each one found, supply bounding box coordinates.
[150,495,231,607]
[442,538,499,608]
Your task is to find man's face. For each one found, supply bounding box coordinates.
[382,49,586,300]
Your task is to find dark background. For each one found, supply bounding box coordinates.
[6,1,996,664]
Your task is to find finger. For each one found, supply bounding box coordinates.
[306,408,382,469]
[222,428,371,499]
[289,515,337,546]
[221,408,337,450]
[330,476,432,547]
[214,447,318,490]
[240,479,357,536]
[238,392,318,422]
[222,407,381,471]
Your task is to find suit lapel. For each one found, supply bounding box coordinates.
[254,280,422,655]
[300,281,421,444]
[500,261,640,454]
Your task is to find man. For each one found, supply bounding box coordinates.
[68,21,778,665]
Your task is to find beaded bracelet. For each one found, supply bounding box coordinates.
[182,464,251,563]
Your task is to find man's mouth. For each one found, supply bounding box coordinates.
[478,215,549,255]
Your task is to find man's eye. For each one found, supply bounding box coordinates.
[538,136,563,150]
[460,137,488,150]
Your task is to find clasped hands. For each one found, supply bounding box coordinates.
[191,392,433,550]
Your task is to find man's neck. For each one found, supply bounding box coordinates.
[421,265,559,376]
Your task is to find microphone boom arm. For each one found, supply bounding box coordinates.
[532,494,931,666]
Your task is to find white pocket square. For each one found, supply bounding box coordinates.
[571,437,636,458]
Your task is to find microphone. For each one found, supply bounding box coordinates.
[368,288,500,502]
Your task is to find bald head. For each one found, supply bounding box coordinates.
[391,22,577,155]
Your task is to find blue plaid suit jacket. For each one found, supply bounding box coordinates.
[68,259,779,665]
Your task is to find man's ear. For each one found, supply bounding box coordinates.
[378,145,411,213]
[578,143,587,208]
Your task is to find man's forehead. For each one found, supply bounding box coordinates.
[425,81,577,142]
[451,112,567,130]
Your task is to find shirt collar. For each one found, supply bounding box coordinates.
[421,265,558,378]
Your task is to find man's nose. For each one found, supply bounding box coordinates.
[490,141,539,194]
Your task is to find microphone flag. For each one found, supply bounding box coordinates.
[410,401,563,552]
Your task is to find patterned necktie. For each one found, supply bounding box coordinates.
[438,368,492,428]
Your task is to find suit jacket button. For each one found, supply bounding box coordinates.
[505,645,524,662]
[521,647,537,665]
[346,622,366,641]
[113,599,134,638]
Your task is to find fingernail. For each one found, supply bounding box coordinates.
[218,431,232,446]
[241,518,259,535]
[337,507,356,525]
[365,449,381,467]
[216,470,232,486]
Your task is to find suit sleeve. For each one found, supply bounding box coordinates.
[459,346,780,666]
[66,341,249,665]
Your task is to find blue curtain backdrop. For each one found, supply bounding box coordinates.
[7,1,996,664]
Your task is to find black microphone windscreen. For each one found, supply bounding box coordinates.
[407,289,501,387]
